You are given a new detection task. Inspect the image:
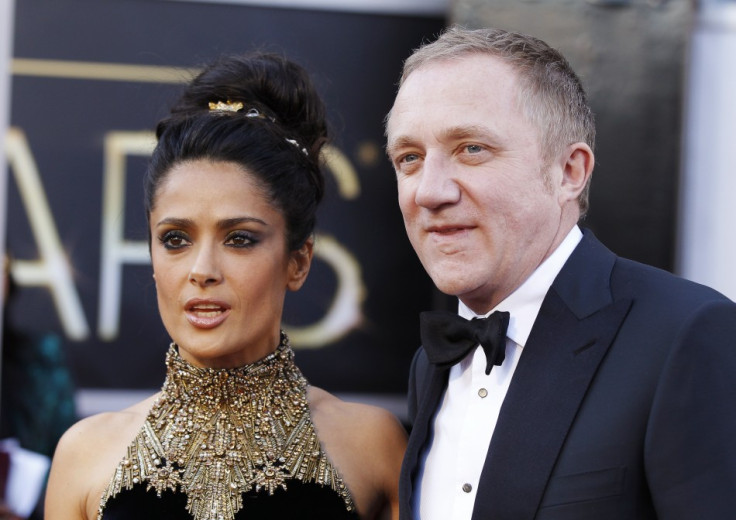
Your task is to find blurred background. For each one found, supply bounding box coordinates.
[0,0,734,516]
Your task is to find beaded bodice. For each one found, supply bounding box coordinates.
[98,334,355,520]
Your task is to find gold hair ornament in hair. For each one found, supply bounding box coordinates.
[245,108,308,156]
[208,102,308,156]
[208,100,244,112]
[286,138,308,156]
[244,107,275,122]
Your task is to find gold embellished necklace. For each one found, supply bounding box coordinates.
[98,333,355,520]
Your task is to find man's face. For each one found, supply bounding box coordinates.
[386,54,575,314]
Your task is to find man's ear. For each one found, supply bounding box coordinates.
[287,238,314,291]
[559,142,594,203]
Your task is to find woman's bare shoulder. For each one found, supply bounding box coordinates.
[45,392,160,520]
[308,387,406,519]
[71,393,156,438]
[56,392,158,459]
[308,386,406,440]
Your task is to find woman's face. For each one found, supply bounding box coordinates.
[149,159,312,368]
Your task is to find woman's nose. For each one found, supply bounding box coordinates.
[188,245,222,286]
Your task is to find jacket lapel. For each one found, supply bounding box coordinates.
[400,355,449,520]
[471,231,632,520]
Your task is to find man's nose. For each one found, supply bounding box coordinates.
[414,153,461,209]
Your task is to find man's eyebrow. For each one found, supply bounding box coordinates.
[440,124,498,141]
[385,135,418,158]
[387,124,500,155]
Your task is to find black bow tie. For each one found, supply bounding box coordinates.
[420,310,510,375]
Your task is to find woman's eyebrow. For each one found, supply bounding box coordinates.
[216,217,268,230]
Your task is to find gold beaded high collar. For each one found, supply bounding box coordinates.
[98,333,355,520]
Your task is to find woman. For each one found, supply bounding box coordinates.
[45,53,406,520]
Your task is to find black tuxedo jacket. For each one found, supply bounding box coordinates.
[401,230,736,519]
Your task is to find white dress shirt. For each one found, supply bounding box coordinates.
[415,226,583,520]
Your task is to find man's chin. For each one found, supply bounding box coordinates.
[430,278,472,299]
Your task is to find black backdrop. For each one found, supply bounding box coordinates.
[5,0,446,410]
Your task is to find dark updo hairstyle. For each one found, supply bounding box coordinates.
[145,52,328,251]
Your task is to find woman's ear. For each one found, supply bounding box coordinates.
[559,142,594,204]
[287,238,314,291]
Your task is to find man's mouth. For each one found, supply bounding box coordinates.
[427,224,473,235]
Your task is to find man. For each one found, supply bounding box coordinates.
[385,26,736,519]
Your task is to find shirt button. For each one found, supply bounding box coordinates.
[478,388,488,398]
[462,483,473,493]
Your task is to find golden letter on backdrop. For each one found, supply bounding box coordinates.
[5,127,90,340]
[97,131,156,340]
[285,145,366,347]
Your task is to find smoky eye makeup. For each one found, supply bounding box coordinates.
[224,230,259,248]
[158,229,191,250]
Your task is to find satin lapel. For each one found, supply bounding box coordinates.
[400,357,449,520]
[471,230,632,520]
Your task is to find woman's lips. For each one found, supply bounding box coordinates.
[185,300,231,329]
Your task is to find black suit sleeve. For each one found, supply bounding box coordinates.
[645,298,736,517]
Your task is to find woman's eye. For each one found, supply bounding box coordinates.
[225,231,256,248]
[159,231,190,250]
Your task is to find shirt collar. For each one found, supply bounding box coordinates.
[458,226,583,348]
